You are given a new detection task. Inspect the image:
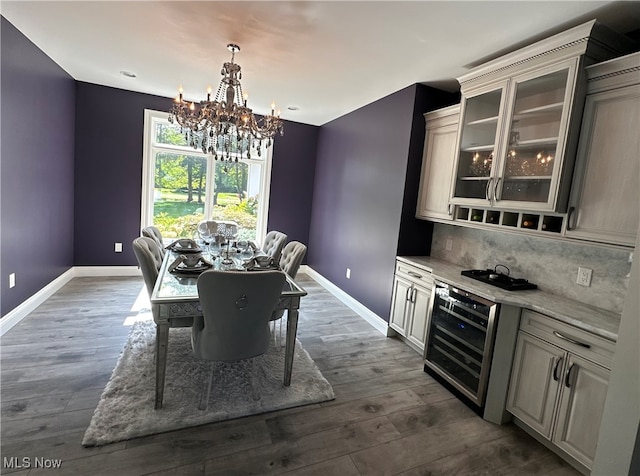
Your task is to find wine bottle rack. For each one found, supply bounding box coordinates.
[454,206,566,235]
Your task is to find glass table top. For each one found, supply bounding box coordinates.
[150,251,306,303]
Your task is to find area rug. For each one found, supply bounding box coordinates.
[82,320,334,446]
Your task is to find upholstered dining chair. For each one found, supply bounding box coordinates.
[192,269,286,410]
[132,236,164,297]
[142,226,165,257]
[270,241,307,343]
[262,231,287,263]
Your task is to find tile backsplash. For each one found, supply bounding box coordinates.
[430,223,633,314]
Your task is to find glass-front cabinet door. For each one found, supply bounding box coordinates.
[494,61,577,209]
[452,59,580,211]
[452,84,507,203]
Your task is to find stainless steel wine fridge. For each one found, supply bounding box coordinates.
[424,281,499,407]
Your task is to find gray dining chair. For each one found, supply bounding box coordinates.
[142,226,165,257]
[192,269,286,410]
[270,241,307,344]
[262,231,287,263]
[132,236,164,297]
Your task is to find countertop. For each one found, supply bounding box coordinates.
[397,256,621,342]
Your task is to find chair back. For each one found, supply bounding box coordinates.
[262,231,288,263]
[193,270,286,362]
[132,237,164,296]
[279,241,307,279]
[142,226,165,257]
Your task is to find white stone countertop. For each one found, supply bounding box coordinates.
[398,256,621,342]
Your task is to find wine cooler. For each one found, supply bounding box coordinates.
[424,281,499,407]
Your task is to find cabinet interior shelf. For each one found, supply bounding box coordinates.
[466,115,499,126]
[513,102,563,118]
[503,175,553,180]
[461,144,495,152]
[511,137,558,147]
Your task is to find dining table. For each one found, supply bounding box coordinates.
[149,246,307,409]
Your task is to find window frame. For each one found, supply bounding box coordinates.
[141,109,272,241]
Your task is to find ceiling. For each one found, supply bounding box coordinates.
[2,1,639,126]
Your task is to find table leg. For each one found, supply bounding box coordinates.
[155,322,169,409]
[284,302,299,386]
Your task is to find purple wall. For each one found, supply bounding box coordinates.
[268,120,319,253]
[307,84,458,320]
[1,17,76,316]
[73,83,174,265]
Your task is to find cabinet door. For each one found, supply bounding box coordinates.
[507,332,563,439]
[417,106,460,221]
[417,121,459,220]
[407,283,432,349]
[452,82,508,205]
[494,60,578,210]
[566,84,640,247]
[389,276,411,335]
[553,354,610,469]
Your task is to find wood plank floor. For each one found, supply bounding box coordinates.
[0,274,579,475]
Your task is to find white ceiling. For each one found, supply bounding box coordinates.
[2,1,639,126]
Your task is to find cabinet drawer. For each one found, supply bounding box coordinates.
[395,262,433,288]
[520,310,615,369]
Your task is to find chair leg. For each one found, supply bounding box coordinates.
[199,362,214,411]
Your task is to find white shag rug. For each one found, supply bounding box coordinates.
[82,320,334,446]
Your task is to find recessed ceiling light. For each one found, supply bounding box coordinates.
[287,106,300,111]
[120,70,137,78]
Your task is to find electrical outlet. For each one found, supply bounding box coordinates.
[346,268,351,279]
[114,242,123,253]
[9,273,15,288]
[445,239,453,251]
[577,267,592,287]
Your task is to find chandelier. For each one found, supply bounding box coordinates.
[168,43,284,163]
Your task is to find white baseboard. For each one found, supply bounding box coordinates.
[1,268,75,336]
[304,266,391,336]
[1,266,142,336]
[74,266,141,277]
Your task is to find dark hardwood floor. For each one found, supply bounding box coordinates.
[0,274,578,475]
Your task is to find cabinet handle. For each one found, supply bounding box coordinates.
[565,363,576,388]
[553,331,591,349]
[566,206,576,231]
[448,203,453,216]
[407,271,423,279]
[553,356,563,381]
[405,286,412,302]
[485,177,493,202]
[494,177,502,201]
[411,288,417,303]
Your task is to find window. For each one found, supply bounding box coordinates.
[141,110,272,241]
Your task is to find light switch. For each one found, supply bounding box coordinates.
[115,242,123,253]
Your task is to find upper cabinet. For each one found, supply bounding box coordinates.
[416,105,460,221]
[565,52,640,248]
[450,20,635,212]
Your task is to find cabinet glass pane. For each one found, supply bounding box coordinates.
[455,89,503,199]
[499,69,569,202]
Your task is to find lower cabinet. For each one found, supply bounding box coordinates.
[389,260,433,353]
[507,310,614,472]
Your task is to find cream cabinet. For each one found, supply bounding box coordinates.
[451,20,634,213]
[507,310,615,472]
[416,105,460,221]
[389,260,433,353]
[565,52,640,248]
